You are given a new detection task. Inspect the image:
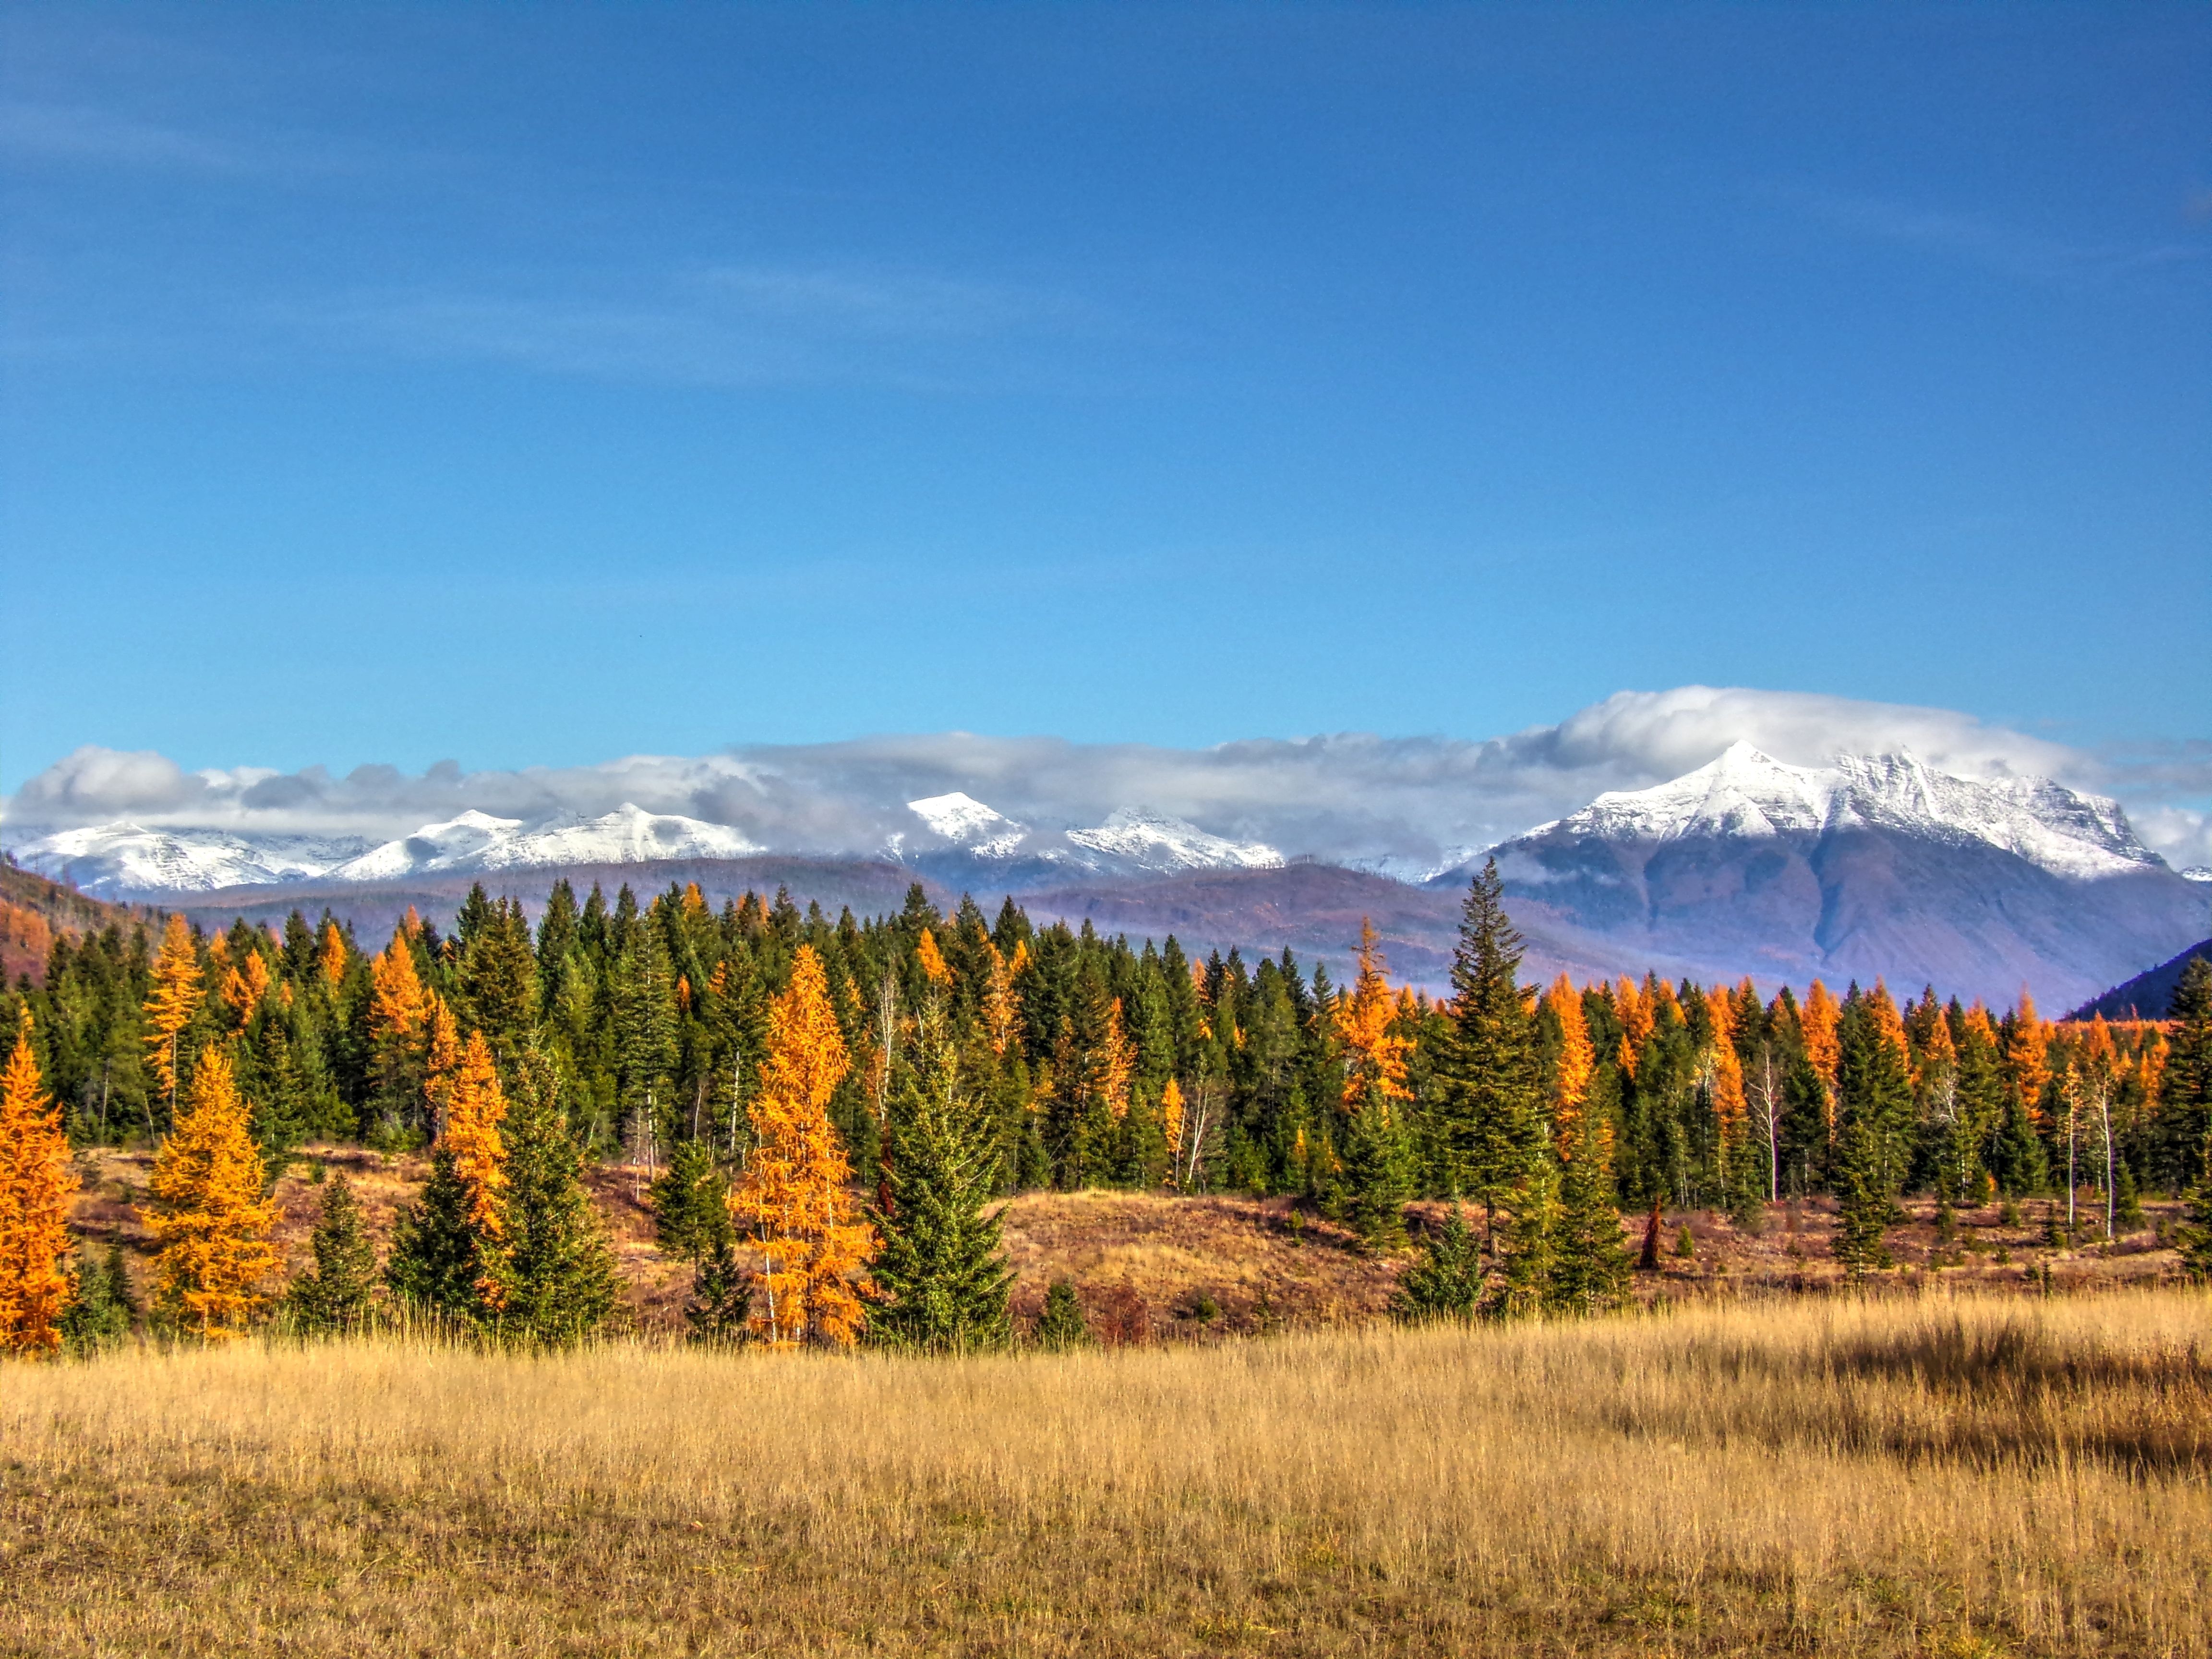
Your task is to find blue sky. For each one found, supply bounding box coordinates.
[3,3,2207,797]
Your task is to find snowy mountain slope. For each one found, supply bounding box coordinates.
[333,805,760,880]
[1062,808,1283,874]
[1462,744,2203,1007]
[7,822,372,897]
[906,792,1028,856]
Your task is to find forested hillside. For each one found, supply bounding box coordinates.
[9,861,2204,1231]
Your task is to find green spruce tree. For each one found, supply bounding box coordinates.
[1436,860,1546,1237]
[869,1014,1014,1351]
[59,1239,135,1353]
[1389,1202,1485,1322]
[386,1148,498,1324]
[1551,1104,1631,1314]
[1333,1080,1412,1248]
[495,1051,621,1346]
[287,1168,379,1333]
[1034,1278,1094,1349]
[1487,1154,1561,1319]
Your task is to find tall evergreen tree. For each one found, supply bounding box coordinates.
[1436,860,1545,1234]
[287,1169,379,1333]
[495,1051,621,1346]
[1551,1085,1631,1314]
[1333,1079,1412,1247]
[59,1239,134,1353]
[869,1010,1014,1351]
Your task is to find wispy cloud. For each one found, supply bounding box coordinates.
[7,687,2201,870]
[287,262,1122,392]
[1778,186,2205,286]
[0,99,252,172]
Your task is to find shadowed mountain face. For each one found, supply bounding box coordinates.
[2072,940,2212,1021]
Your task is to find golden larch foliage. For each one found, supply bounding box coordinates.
[1102,998,1135,1120]
[727,946,873,1349]
[369,926,430,1051]
[1614,976,1653,1078]
[983,940,1025,1055]
[915,927,952,987]
[1161,1077,1186,1178]
[1799,981,1841,1084]
[1547,975,1594,1158]
[2006,991,2051,1123]
[1866,982,1914,1082]
[320,921,349,987]
[1334,918,1411,1111]
[682,882,708,919]
[1649,975,1683,1028]
[0,1013,78,1355]
[421,994,462,1136]
[219,965,256,1027]
[1704,984,1737,1051]
[141,914,204,1110]
[1709,1041,1747,1148]
[243,949,273,1005]
[144,1046,277,1339]
[442,1029,510,1309]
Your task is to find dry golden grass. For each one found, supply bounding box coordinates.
[4,1291,2209,1657]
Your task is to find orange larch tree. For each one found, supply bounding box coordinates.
[0,1013,78,1355]
[915,926,952,988]
[1546,975,1595,1157]
[1334,918,1411,1112]
[727,945,874,1348]
[319,920,349,988]
[1798,980,1842,1144]
[143,1046,277,1339]
[1161,1076,1187,1185]
[2005,991,2051,1126]
[142,914,204,1116]
[442,1029,510,1307]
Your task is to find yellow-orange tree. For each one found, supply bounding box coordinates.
[144,1046,277,1338]
[142,914,203,1117]
[728,945,874,1348]
[0,1013,78,1355]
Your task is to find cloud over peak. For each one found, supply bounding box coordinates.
[7,687,2203,870]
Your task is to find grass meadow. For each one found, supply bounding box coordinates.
[3,1290,2208,1657]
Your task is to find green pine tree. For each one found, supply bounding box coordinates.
[650,1138,728,1263]
[1436,860,1546,1236]
[869,1018,1014,1352]
[1333,1081,1412,1248]
[1488,1155,1561,1319]
[59,1239,135,1353]
[385,1148,498,1325]
[1831,1117,1894,1276]
[1551,1106,1631,1314]
[493,1051,620,1346]
[287,1168,379,1333]
[1389,1202,1485,1323]
[1034,1278,1093,1350]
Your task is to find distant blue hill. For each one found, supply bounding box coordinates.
[2070,939,2212,1021]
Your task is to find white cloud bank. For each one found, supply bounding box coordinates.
[7,686,2207,871]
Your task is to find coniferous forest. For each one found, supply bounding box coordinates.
[4,854,2208,1357]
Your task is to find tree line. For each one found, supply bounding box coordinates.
[3,862,2211,1353]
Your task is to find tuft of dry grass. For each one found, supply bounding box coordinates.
[3,1290,2208,1656]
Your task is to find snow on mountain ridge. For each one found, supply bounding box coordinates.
[8,822,373,896]
[1554,741,2160,880]
[906,792,1027,856]
[1064,808,1283,874]
[335,805,759,880]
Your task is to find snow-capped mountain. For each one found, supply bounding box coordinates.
[1062,808,1283,874]
[906,792,1028,857]
[333,805,761,880]
[1457,743,2203,1008]
[1528,742,2162,881]
[896,793,1283,881]
[7,822,372,897]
